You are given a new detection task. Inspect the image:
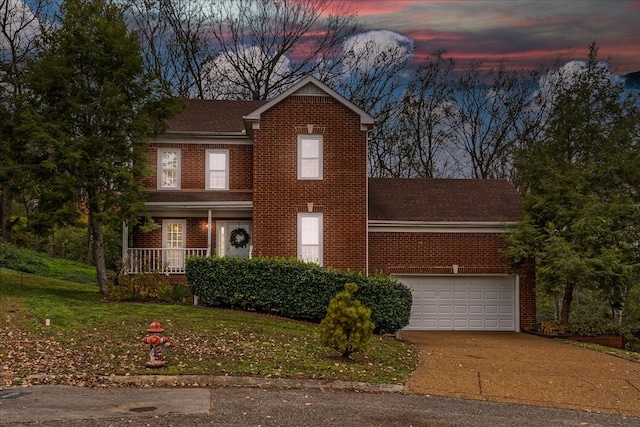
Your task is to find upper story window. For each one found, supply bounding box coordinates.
[298,213,323,265]
[298,135,323,180]
[206,149,229,190]
[158,148,181,189]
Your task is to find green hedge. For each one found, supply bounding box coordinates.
[186,256,412,334]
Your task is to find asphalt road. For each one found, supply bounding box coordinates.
[1,385,639,427]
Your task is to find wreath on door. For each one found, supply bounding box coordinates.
[229,227,251,248]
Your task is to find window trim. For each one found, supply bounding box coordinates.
[157,148,181,190]
[297,134,323,180]
[297,212,323,265]
[162,219,186,271]
[206,149,230,191]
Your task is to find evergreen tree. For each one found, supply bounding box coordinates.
[507,44,640,324]
[319,282,374,358]
[24,0,179,293]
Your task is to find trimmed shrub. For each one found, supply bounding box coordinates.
[186,256,412,334]
[319,283,374,358]
[539,320,624,337]
[108,272,174,302]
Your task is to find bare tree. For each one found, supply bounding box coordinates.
[447,63,533,179]
[392,51,456,178]
[121,0,213,97]
[330,30,413,178]
[0,0,53,240]
[203,0,359,100]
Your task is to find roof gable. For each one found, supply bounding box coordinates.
[244,76,374,130]
[368,178,522,223]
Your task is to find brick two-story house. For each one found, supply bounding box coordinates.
[123,76,536,331]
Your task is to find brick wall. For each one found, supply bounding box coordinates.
[368,232,510,274]
[369,231,537,330]
[143,142,253,190]
[519,257,537,330]
[252,95,368,271]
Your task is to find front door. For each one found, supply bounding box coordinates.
[217,221,252,258]
[163,220,186,271]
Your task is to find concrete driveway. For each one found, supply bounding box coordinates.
[399,331,640,417]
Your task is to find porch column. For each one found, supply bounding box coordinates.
[207,210,212,256]
[121,221,128,262]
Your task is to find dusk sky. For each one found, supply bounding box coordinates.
[350,0,640,74]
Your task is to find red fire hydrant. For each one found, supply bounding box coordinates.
[141,320,170,368]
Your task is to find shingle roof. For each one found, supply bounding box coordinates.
[166,99,268,133]
[368,178,522,222]
[146,190,253,204]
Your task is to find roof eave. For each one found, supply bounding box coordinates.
[164,130,248,138]
[367,220,517,233]
[145,201,253,210]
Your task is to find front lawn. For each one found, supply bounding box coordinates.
[0,268,418,387]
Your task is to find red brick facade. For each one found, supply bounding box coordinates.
[252,95,368,271]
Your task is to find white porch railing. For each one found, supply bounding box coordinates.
[125,248,209,274]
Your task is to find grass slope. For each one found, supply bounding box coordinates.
[0,267,418,387]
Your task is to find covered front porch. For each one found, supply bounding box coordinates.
[122,200,253,274]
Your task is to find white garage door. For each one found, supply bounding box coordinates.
[398,276,517,331]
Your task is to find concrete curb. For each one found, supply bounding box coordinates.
[107,374,405,393]
[19,373,404,394]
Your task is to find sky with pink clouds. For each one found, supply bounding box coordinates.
[350,0,640,74]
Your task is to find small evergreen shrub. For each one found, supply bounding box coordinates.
[319,283,374,358]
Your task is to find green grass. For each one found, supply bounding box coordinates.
[561,339,640,363]
[0,240,97,285]
[0,268,418,386]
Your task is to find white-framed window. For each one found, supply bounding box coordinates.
[298,213,323,265]
[158,148,181,189]
[206,149,229,190]
[298,135,323,180]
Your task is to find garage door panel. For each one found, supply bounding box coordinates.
[400,276,516,331]
[421,304,437,314]
[484,305,498,314]
[499,319,515,328]
[483,319,499,328]
[438,305,452,314]
[468,291,483,300]
[454,319,470,328]
[468,319,484,328]
[453,305,468,314]
[438,290,453,300]
[469,305,483,314]
[485,291,500,300]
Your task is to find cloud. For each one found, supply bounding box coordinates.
[341,30,414,72]
[538,60,624,97]
[351,0,640,74]
[0,0,41,53]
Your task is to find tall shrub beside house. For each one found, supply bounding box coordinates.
[319,282,374,358]
[186,256,412,334]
